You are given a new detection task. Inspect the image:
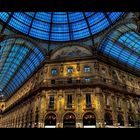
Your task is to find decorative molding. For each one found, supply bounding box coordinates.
[50,45,92,60]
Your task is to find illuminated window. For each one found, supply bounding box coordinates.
[67,67,73,74]
[67,94,72,108]
[51,69,58,76]
[49,95,54,109]
[86,94,92,108]
[85,77,91,82]
[84,66,91,72]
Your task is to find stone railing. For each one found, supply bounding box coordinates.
[3,75,140,111]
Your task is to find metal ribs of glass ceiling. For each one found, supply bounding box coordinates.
[98,23,140,71]
[0,38,46,98]
[0,12,125,41]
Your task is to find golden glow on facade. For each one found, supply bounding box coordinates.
[0,13,140,128]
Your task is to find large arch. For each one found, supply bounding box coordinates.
[128,114,135,127]
[44,113,56,128]
[83,112,96,128]
[117,114,124,127]
[63,112,76,128]
[104,112,113,127]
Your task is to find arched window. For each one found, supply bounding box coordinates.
[117,114,124,126]
[44,113,56,128]
[63,113,76,128]
[104,112,113,126]
[83,112,96,128]
[128,115,135,127]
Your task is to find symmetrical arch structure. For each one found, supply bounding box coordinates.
[0,12,140,128]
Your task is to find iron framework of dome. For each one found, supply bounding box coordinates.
[0,38,46,99]
[0,12,125,42]
[98,23,140,72]
[0,12,129,100]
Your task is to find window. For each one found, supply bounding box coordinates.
[51,69,58,76]
[67,78,72,84]
[86,94,92,108]
[51,80,55,84]
[85,77,91,83]
[49,95,54,109]
[67,67,73,74]
[67,94,72,108]
[84,66,91,72]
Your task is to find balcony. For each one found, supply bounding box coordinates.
[47,105,56,111]
[65,104,75,111]
[86,103,92,109]
[37,76,140,96]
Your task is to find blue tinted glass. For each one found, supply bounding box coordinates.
[9,18,29,34]
[0,12,9,22]
[0,38,45,98]
[99,23,140,71]
[0,12,124,41]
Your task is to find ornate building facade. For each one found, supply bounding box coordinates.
[0,12,140,128]
[0,45,140,128]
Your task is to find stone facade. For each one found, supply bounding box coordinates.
[0,46,140,128]
[0,12,140,128]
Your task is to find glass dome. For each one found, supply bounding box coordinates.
[0,12,125,42]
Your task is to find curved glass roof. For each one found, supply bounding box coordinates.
[98,23,140,71]
[0,38,46,99]
[0,12,125,42]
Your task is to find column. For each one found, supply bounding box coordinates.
[123,98,129,127]
[76,88,82,128]
[95,87,105,128]
[111,94,118,128]
[57,90,63,128]
[31,101,36,128]
[38,91,46,128]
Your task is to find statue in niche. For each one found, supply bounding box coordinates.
[101,67,106,74]
[44,65,48,73]
[94,62,99,72]
[120,75,128,89]
[127,77,134,87]
[112,70,123,83]
[108,66,112,77]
